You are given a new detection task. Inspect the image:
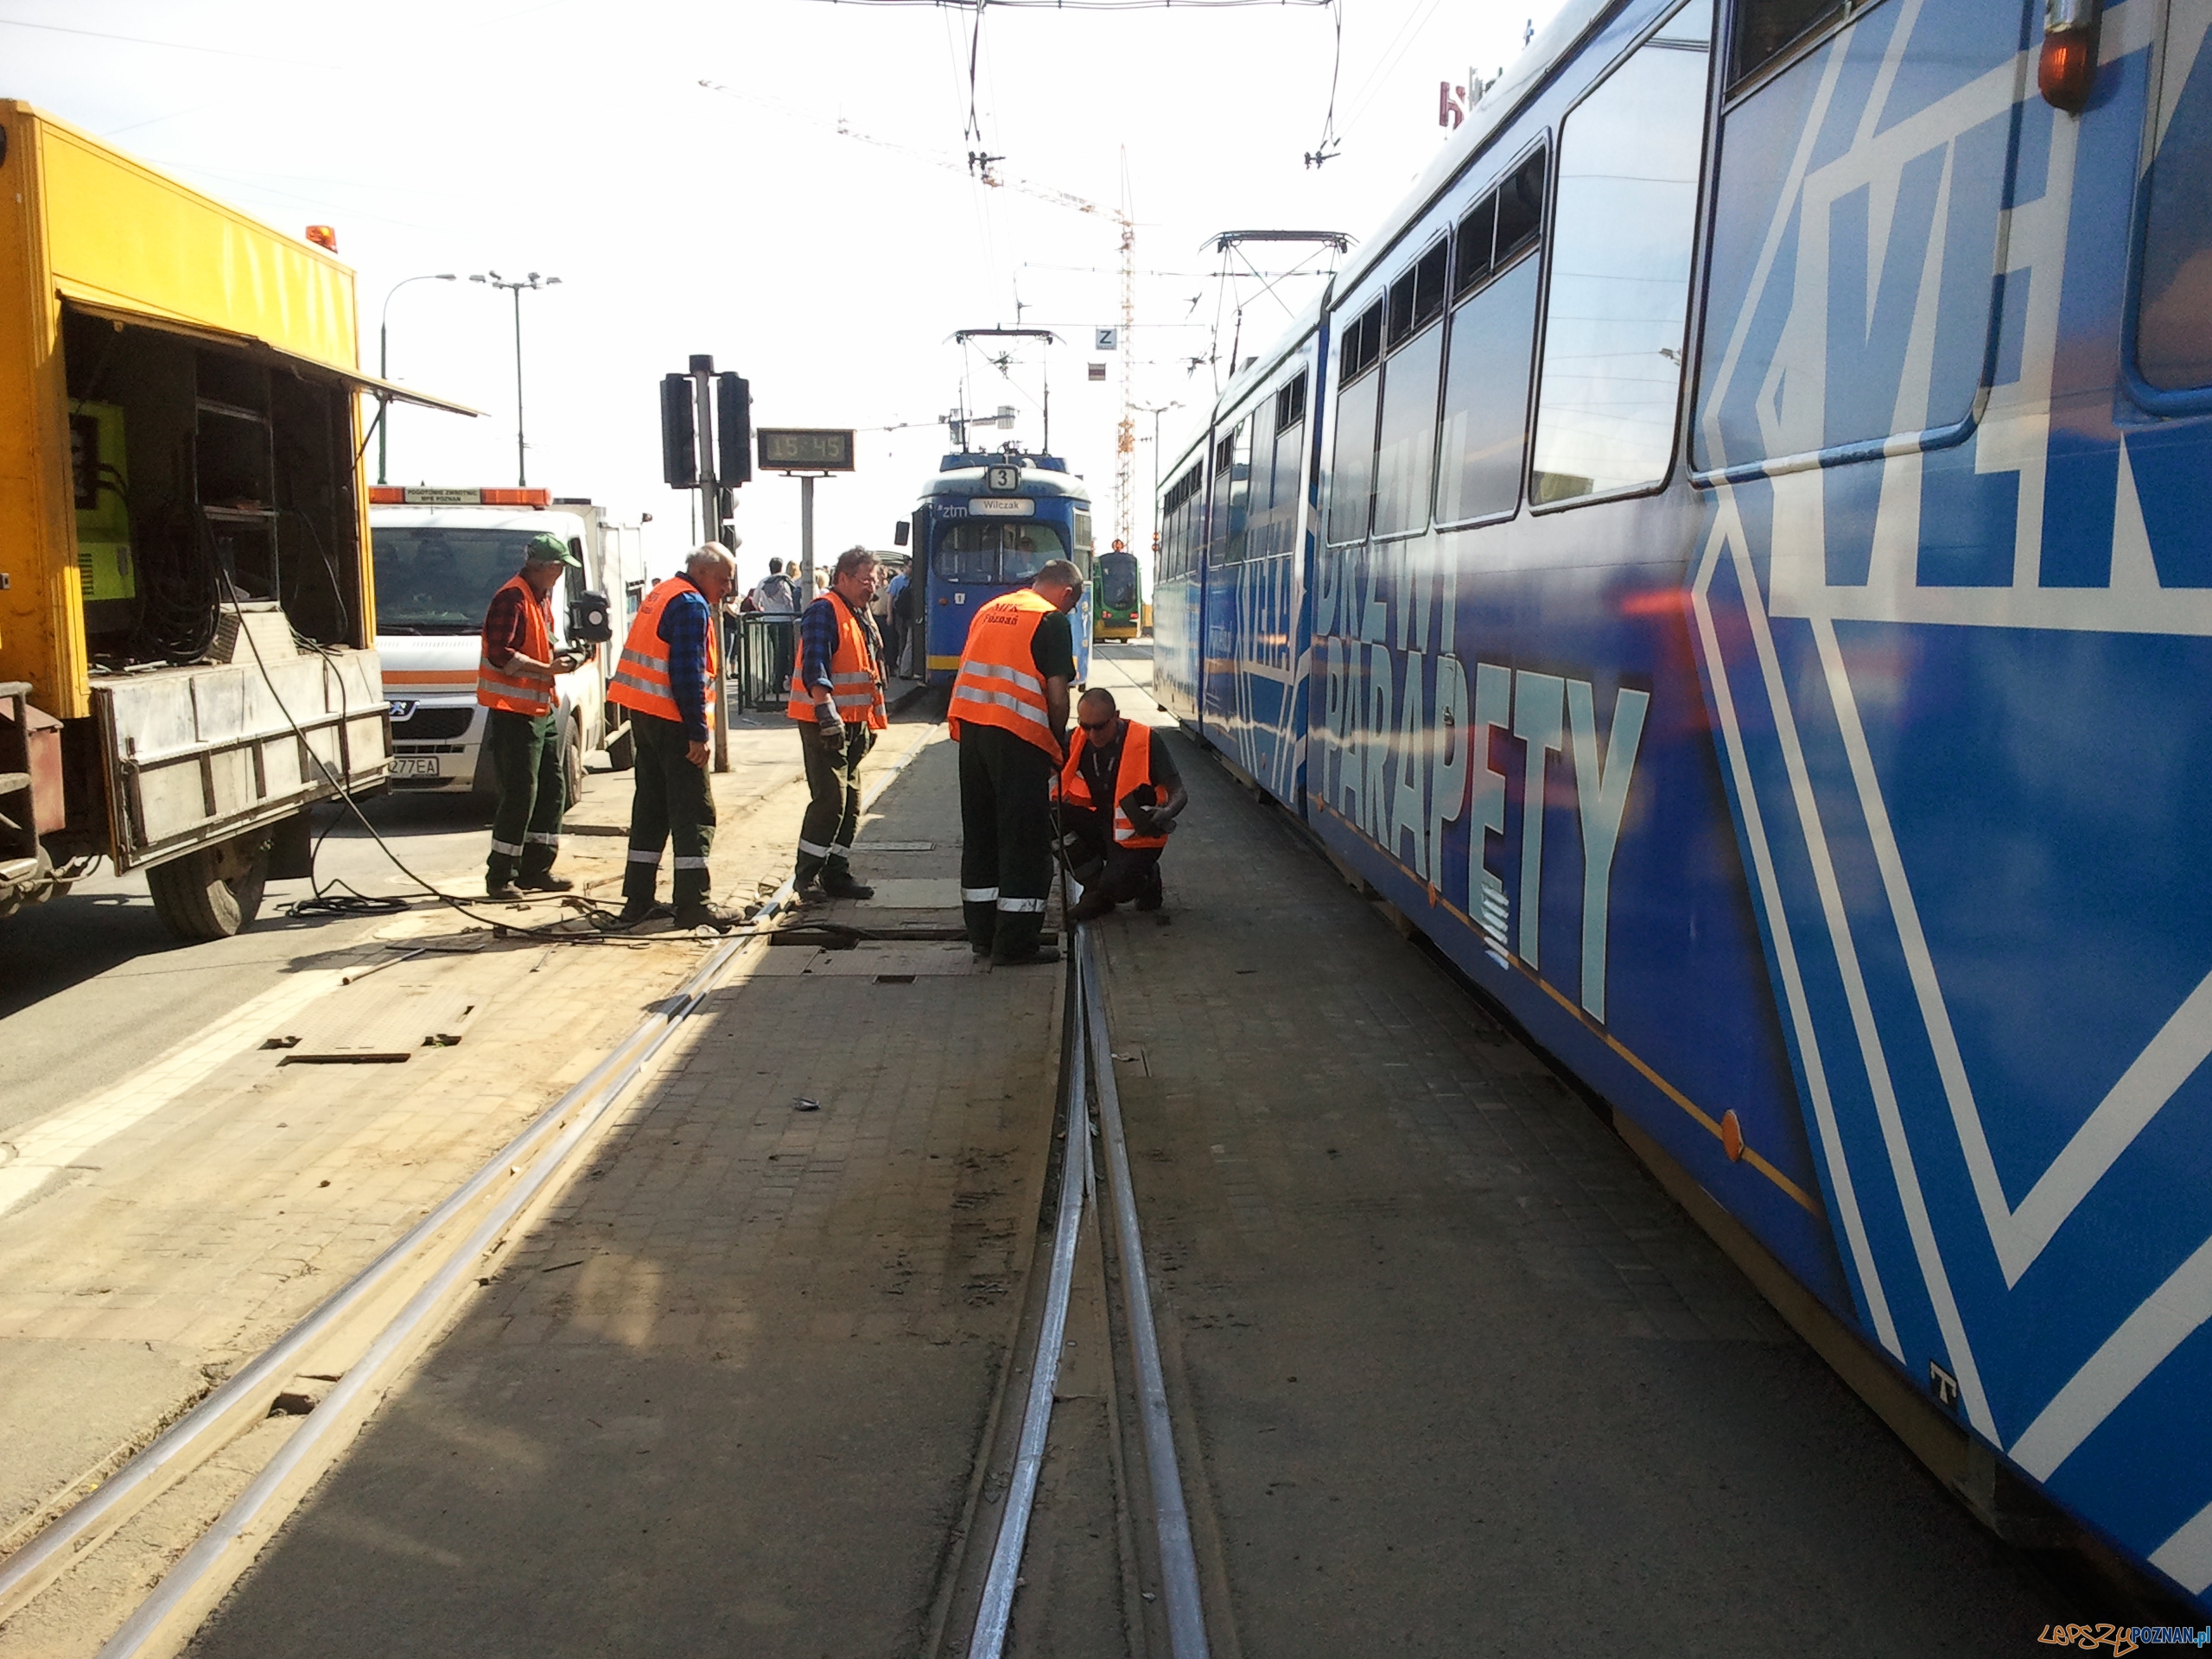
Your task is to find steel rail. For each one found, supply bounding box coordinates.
[965,962,1093,1658]
[1079,928,1211,1659]
[0,721,938,1645]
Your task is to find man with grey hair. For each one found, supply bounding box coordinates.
[609,543,741,929]
[786,545,887,898]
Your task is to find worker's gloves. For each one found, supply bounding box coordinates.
[815,701,847,759]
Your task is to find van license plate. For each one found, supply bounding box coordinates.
[391,757,440,779]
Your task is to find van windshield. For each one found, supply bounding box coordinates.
[372,527,550,632]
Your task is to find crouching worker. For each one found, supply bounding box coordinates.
[608,543,742,931]
[1061,688,1185,924]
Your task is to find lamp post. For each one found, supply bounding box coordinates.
[1136,400,1182,559]
[470,270,562,487]
[376,272,456,486]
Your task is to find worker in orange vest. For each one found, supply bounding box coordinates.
[608,543,741,930]
[1060,687,1186,923]
[478,532,588,900]
[947,558,1084,965]
[787,546,889,898]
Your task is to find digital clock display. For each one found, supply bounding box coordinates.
[757,428,856,472]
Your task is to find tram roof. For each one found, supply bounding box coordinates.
[922,462,1092,505]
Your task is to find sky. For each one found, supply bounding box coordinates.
[4,0,1566,590]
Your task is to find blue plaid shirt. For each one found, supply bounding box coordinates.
[657,579,714,742]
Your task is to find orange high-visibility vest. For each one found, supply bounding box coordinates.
[1059,719,1169,849]
[477,575,556,716]
[785,594,887,729]
[948,588,1060,758]
[607,576,719,726]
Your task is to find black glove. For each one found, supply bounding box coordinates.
[814,701,847,758]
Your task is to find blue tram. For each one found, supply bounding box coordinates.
[907,448,1093,689]
[1156,0,2212,1608]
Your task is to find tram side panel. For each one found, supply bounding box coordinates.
[1260,0,2212,1609]
[1691,0,2212,1599]
[1151,445,1206,721]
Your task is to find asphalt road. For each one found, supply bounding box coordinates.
[0,785,502,1137]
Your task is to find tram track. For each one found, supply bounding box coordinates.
[0,731,940,1659]
[941,902,1224,1659]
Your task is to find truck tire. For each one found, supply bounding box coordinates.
[603,702,634,771]
[564,715,588,806]
[146,833,270,942]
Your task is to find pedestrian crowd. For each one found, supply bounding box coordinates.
[472,538,1184,953]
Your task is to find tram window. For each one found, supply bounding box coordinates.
[1455,194,1497,296]
[1340,301,1384,382]
[1374,321,1446,539]
[1435,254,1541,524]
[1328,369,1382,543]
[1414,240,1450,333]
[1529,0,1711,505]
[1274,371,1307,432]
[2139,34,2212,390]
[1387,270,1418,348]
[932,519,1066,584]
[1220,423,1254,564]
[1494,150,1547,262]
[1730,0,1844,89]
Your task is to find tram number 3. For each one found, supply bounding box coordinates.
[987,467,1020,492]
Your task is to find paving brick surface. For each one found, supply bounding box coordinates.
[190,731,1064,1659]
[1088,717,2065,1657]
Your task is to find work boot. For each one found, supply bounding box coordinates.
[992,944,1061,967]
[616,899,673,928]
[820,869,874,899]
[1069,890,1115,924]
[1134,865,1164,912]
[516,873,575,893]
[486,880,524,902]
[673,901,747,933]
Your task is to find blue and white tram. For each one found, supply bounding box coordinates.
[1158,0,2212,1607]
[908,448,1093,690]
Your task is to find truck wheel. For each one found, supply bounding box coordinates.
[564,716,588,806]
[603,703,634,771]
[145,834,270,942]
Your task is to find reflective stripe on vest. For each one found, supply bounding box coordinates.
[784,595,887,728]
[477,575,557,715]
[947,588,1059,757]
[607,576,719,726]
[1058,720,1167,848]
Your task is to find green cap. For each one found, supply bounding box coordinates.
[524,532,582,568]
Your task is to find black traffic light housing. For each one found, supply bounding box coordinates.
[716,374,751,486]
[660,373,696,487]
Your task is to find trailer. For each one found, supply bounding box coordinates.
[0,101,472,938]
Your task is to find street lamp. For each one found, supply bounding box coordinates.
[470,270,562,487]
[377,272,456,486]
[1136,400,1182,555]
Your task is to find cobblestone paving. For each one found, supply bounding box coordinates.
[190,732,1065,1659]
[1093,721,2063,1658]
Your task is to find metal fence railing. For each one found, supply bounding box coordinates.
[729,614,799,711]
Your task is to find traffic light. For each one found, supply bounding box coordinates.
[660,373,696,487]
[716,373,751,486]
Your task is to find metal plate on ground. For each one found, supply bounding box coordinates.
[747,944,982,978]
[850,841,934,852]
[270,981,480,1063]
[846,878,964,909]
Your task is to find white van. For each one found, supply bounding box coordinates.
[368,488,646,796]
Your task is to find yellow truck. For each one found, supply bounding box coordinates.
[0,102,468,939]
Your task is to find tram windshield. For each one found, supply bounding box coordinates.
[932,519,1066,583]
[1096,553,1140,610]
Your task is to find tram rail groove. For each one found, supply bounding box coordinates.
[1080,927,1212,1659]
[0,726,938,1656]
[964,948,1094,1659]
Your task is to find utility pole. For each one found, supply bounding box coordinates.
[471,270,561,487]
[799,475,816,607]
[689,353,732,773]
[377,273,454,486]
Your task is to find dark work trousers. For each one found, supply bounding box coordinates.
[623,711,717,911]
[795,720,874,884]
[485,708,564,888]
[1065,808,1164,909]
[958,723,1058,960]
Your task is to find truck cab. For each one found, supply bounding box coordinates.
[368,488,642,797]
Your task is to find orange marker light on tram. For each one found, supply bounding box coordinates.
[2037,0,2101,111]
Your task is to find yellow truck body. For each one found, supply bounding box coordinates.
[0,103,465,934]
